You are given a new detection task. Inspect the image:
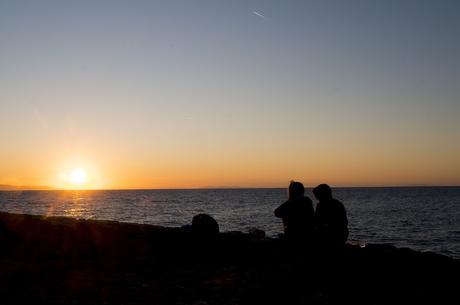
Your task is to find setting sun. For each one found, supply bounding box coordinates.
[52,160,105,190]
[70,168,87,185]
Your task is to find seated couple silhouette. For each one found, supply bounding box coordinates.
[275,181,348,249]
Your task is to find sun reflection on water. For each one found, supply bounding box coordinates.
[45,190,96,220]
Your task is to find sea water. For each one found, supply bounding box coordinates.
[0,187,459,258]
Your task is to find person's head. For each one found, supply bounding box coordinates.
[288,181,305,200]
[313,184,333,201]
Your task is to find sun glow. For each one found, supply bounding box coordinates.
[53,158,106,190]
[70,168,87,185]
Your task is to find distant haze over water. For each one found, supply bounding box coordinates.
[0,187,459,258]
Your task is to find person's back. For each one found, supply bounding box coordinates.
[313,184,348,247]
[275,181,314,241]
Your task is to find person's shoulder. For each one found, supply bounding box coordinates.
[282,200,291,205]
[277,200,290,209]
[332,198,345,209]
[302,196,313,204]
[275,200,290,217]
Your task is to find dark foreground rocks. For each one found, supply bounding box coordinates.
[0,212,458,305]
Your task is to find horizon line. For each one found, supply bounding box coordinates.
[1,185,460,191]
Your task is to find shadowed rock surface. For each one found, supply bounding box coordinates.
[0,212,458,305]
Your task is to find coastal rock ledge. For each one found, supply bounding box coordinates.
[0,212,458,305]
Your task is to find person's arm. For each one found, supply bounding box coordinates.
[340,202,348,227]
[330,200,347,229]
[315,203,330,230]
[274,202,287,218]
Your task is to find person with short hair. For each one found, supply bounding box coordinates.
[313,184,348,248]
[275,181,315,242]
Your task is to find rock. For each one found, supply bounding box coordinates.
[181,224,193,232]
[0,219,8,244]
[248,228,265,238]
[191,214,219,237]
[0,211,459,305]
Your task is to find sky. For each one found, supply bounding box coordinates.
[0,0,459,189]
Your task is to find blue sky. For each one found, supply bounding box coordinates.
[0,0,459,188]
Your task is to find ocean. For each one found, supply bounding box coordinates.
[0,187,459,258]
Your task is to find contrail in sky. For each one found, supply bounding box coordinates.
[253,11,266,19]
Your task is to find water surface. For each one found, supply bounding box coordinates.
[0,187,459,258]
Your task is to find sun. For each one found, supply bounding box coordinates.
[54,161,101,190]
[70,168,87,185]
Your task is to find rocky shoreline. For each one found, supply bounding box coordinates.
[0,211,458,305]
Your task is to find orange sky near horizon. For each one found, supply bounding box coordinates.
[1,131,459,189]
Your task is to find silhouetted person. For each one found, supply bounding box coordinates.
[313,184,348,249]
[274,181,314,242]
